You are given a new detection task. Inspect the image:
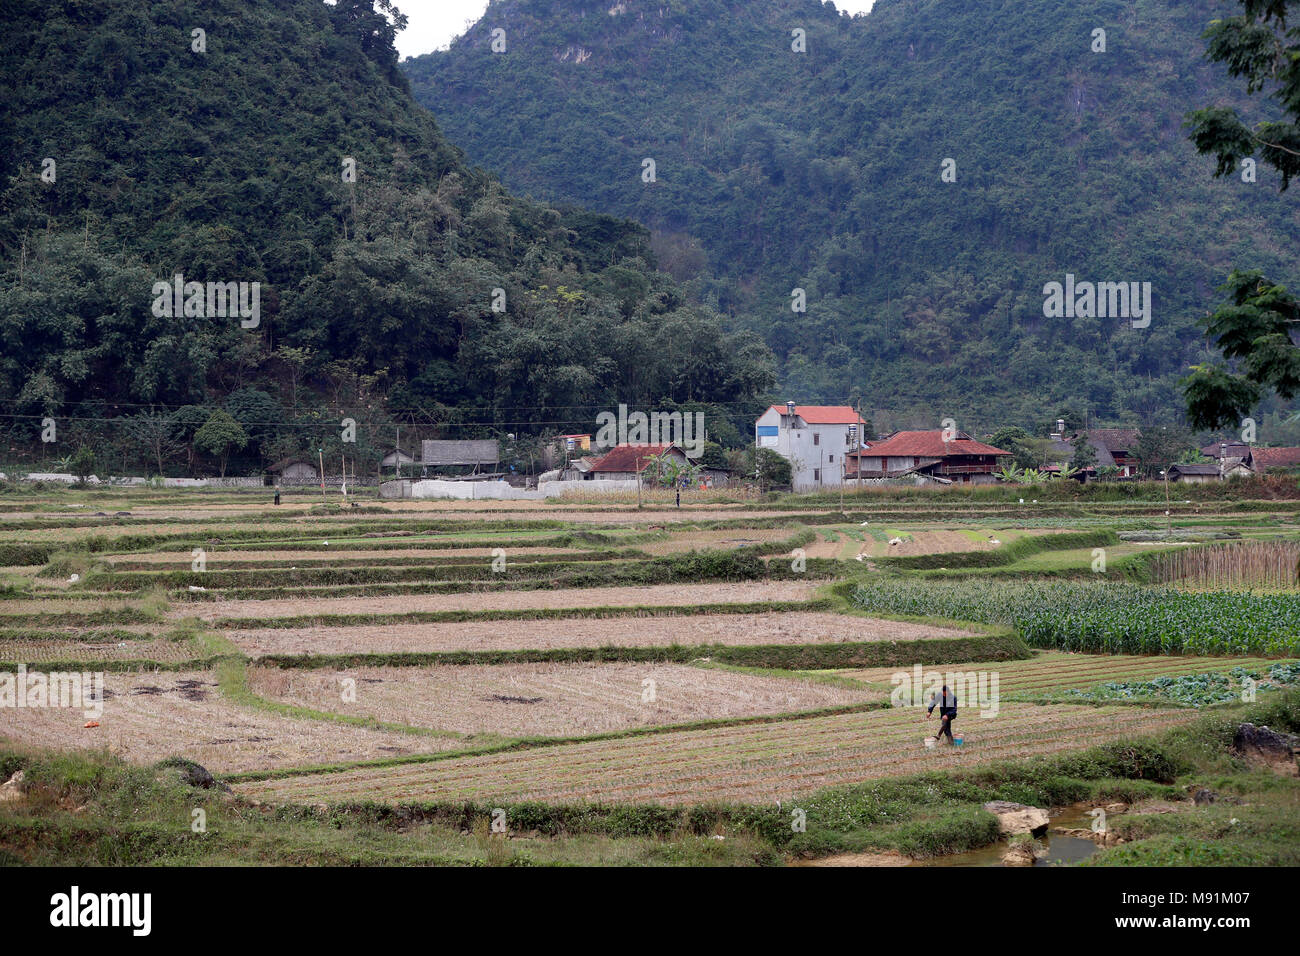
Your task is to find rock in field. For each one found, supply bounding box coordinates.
[1001,839,1046,866]
[983,800,1050,836]
[155,757,230,792]
[1232,723,1300,776]
[0,770,25,803]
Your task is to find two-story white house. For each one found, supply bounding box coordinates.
[754,405,869,492]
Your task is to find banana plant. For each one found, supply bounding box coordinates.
[996,465,1023,483]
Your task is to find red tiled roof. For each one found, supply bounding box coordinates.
[847,430,1010,459]
[588,443,679,473]
[767,405,865,425]
[1250,447,1300,470]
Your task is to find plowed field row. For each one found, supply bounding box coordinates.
[234,703,1196,806]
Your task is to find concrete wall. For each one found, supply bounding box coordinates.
[420,439,499,466]
[398,478,641,500]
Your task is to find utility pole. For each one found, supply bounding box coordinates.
[318,447,326,502]
[1160,468,1171,535]
[855,398,863,494]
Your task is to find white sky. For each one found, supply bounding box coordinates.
[394,0,878,58]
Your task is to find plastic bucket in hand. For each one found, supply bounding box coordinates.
[954,734,964,746]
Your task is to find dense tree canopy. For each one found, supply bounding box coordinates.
[0,0,774,476]
[1183,0,1300,430]
[406,0,1300,432]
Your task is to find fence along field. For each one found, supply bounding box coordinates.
[2,488,1298,865]
[1145,539,1300,591]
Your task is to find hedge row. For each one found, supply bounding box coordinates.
[99,544,824,597]
[103,549,645,571]
[252,632,1028,671]
[0,544,57,566]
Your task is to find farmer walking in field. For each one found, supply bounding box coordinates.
[927,684,957,745]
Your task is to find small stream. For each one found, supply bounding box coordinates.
[919,806,1101,867]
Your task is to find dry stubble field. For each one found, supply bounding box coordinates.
[2,490,1284,818]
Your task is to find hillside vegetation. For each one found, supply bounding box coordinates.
[406,0,1300,430]
[0,0,773,474]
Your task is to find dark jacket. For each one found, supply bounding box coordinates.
[927,690,957,718]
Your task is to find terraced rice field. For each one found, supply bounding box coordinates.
[225,612,976,657]
[233,703,1199,806]
[247,662,883,737]
[173,581,824,621]
[0,637,203,664]
[3,492,1289,828]
[104,546,595,566]
[0,671,465,773]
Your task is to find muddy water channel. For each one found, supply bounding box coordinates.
[919,806,1101,868]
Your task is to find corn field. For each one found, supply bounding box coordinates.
[852,578,1300,655]
[1148,541,1300,592]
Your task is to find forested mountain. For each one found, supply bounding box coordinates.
[0,0,772,474]
[405,0,1300,434]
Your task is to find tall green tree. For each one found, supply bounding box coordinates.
[1070,433,1098,472]
[1135,426,1195,478]
[1183,1,1300,428]
[194,410,248,478]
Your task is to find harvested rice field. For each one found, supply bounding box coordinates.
[174,581,824,621]
[0,637,204,664]
[104,546,595,566]
[225,611,977,657]
[246,662,883,737]
[4,486,1298,870]
[233,702,1200,806]
[0,671,466,773]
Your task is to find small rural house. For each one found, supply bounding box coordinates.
[1168,463,1223,484]
[557,434,592,452]
[754,405,869,492]
[1201,440,1252,461]
[1247,447,1300,472]
[1198,443,1300,476]
[1076,428,1141,477]
[587,443,688,481]
[846,430,1010,485]
[1046,426,1141,478]
[380,448,416,470]
[266,457,318,485]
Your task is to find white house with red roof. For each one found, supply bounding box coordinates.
[846,430,1011,485]
[754,405,869,491]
